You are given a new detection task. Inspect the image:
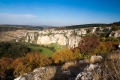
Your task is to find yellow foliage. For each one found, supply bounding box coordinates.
[12,52,51,77]
[94,42,107,55]
[52,48,82,64]
[72,48,82,59]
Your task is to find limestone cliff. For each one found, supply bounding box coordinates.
[0,27,112,48]
[14,29,86,48]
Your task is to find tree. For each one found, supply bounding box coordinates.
[12,52,51,77]
[78,36,100,54]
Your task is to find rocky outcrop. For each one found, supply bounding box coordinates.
[109,30,120,38]
[1,27,112,48]
[14,55,102,80]
[37,34,68,45]
[36,30,82,48]
[23,29,83,48]
[75,63,101,80]
[14,66,61,80]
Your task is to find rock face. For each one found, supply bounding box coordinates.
[89,55,103,63]
[1,29,85,48]
[37,34,68,45]
[109,30,120,38]
[36,29,82,48]
[0,27,113,48]
[14,55,102,80]
[0,29,83,48]
[75,63,101,80]
[14,66,61,80]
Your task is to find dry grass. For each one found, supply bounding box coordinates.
[0,30,26,42]
[94,51,120,80]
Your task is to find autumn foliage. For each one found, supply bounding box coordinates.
[52,48,82,63]
[0,36,120,79]
[78,36,100,54]
[0,58,13,76]
[12,52,52,77]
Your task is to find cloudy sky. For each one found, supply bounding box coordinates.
[0,0,120,26]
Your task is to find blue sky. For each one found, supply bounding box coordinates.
[0,0,120,26]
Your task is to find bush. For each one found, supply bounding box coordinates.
[12,52,51,77]
[0,58,13,76]
[94,41,117,55]
[52,48,82,64]
[78,36,100,54]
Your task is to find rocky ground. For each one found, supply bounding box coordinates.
[14,55,103,80]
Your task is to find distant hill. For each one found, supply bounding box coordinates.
[65,23,108,29]
[111,21,120,26]
[0,21,120,31]
[0,24,44,32]
[55,21,120,30]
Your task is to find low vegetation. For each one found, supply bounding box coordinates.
[28,45,54,57]
[0,42,30,58]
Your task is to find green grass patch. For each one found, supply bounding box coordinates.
[28,46,54,57]
[47,43,67,51]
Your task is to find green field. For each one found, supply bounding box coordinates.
[47,43,67,51]
[28,46,54,57]
[27,43,67,57]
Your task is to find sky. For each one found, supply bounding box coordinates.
[0,0,120,26]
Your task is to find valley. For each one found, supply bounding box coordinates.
[0,21,120,80]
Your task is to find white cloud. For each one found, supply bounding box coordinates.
[0,13,37,25]
[0,13,37,19]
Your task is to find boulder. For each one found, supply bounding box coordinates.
[90,55,103,63]
[75,63,101,80]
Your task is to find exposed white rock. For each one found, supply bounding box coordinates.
[14,56,103,80]
[75,55,102,80]
[75,63,101,80]
[14,66,58,80]
[33,67,46,73]
[109,30,120,38]
[68,36,81,48]
[14,76,21,80]
[85,63,100,71]
[92,27,97,33]
[90,55,103,63]
[2,28,109,48]
[37,35,51,44]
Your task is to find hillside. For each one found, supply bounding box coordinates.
[0,24,44,32]
[55,21,120,30]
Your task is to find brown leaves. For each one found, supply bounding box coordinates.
[78,36,100,54]
[12,52,52,77]
[0,57,13,76]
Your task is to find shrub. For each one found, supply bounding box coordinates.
[0,58,13,76]
[94,41,117,55]
[52,48,82,64]
[12,52,51,77]
[78,36,100,54]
